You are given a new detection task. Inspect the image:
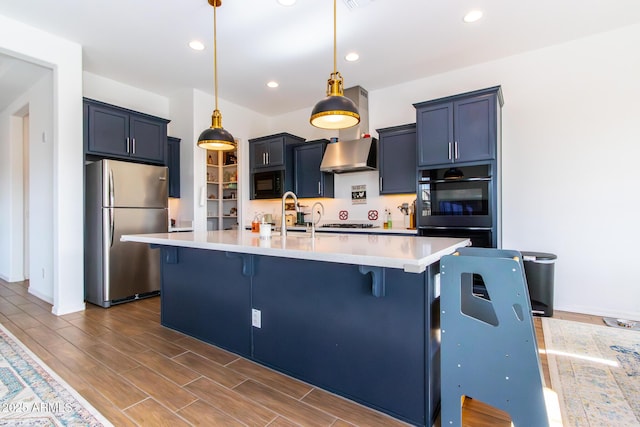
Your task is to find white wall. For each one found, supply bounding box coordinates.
[0,14,84,315]
[0,75,55,301]
[26,75,54,301]
[83,72,170,119]
[0,101,26,282]
[371,24,640,319]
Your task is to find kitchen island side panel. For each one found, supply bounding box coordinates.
[159,246,252,358]
[251,255,433,426]
[156,245,439,426]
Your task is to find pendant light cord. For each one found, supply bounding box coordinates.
[213,3,219,111]
[333,0,337,75]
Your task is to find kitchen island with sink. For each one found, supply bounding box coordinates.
[121,230,469,426]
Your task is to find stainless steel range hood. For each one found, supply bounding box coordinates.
[320,86,377,173]
[320,136,377,173]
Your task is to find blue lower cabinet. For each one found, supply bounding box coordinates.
[159,247,252,358]
[251,256,429,425]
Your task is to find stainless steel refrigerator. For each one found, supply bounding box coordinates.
[85,159,168,307]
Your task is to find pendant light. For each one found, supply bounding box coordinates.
[197,0,236,151]
[309,0,360,130]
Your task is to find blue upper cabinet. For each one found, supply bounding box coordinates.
[414,87,503,167]
[167,136,180,198]
[251,138,284,170]
[249,133,305,171]
[377,123,416,194]
[294,139,334,198]
[84,98,169,165]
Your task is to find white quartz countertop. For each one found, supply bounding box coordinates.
[121,230,469,274]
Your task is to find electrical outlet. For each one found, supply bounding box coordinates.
[252,308,261,328]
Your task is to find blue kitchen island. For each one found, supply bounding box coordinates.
[121,230,469,426]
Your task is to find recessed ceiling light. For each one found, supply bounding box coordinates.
[189,40,205,51]
[345,52,360,62]
[463,10,483,23]
[277,0,297,6]
[267,81,279,88]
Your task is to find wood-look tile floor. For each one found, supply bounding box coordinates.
[0,279,601,426]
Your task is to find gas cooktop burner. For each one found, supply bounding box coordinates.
[321,223,376,228]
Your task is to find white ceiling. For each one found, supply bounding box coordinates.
[2,0,640,116]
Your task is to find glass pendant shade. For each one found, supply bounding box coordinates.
[197,109,236,151]
[198,0,235,151]
[309,0,360,130]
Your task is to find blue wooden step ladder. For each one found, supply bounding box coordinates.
[439,247,559,426]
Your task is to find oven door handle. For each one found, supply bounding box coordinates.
[419,226,493,231]
[429,177,491,184]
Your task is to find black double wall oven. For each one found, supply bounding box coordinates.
[417,163,496,248]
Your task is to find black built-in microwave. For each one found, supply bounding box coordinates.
[252,170,284,199]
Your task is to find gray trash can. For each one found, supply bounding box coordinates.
[521,252,557,317]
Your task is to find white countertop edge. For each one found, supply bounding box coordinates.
[122,231,469,274]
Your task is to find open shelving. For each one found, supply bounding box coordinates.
[206,148,240,231]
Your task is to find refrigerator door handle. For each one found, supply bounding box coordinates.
[109,207,115,248]
[107,168,115,248]
[108,168,115,207]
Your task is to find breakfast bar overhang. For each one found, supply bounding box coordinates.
[121,230,469,426]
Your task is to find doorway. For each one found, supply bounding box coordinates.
[22,114,30,280]
[4,73,55,304]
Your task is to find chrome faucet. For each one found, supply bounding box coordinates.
[280,191,298,237]
[310,201,324,238]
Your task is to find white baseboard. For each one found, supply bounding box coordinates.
[27,286,53,305]
[555,303,640,322]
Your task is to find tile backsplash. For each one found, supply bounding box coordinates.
[245,171,415,228]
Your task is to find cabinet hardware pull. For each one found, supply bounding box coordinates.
[132,138,136,154]
[266,152,269,164]
[379,176,383,191]
[448,142,452,160]
[454,141,459,159]
[126,137,130,153]
[318,181,321,194]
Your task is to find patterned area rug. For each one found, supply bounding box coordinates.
[0,323,112,426]
[542,318,640,427]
